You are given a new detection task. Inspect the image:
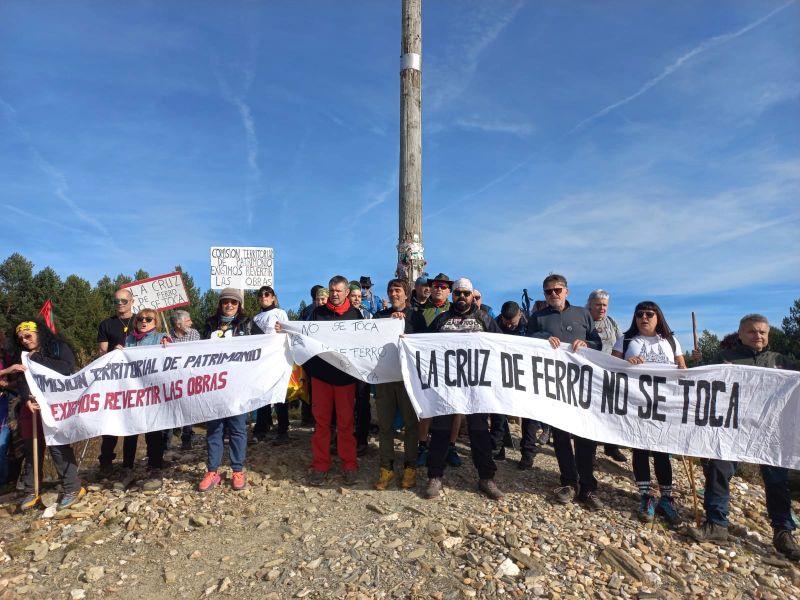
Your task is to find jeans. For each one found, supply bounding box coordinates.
[427,413,496,480]
[22,440,81,495]
[206,413,248,472]
[0,423,10,485]
[375,381,419,469]
[760,464,796,532]
[632,450,672,488]
[311,379,357,472]
[552,428,597,494]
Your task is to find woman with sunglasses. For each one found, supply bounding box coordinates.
[121,307,171,491]
[199,288,262,492]
[612,301,686,524]
[1,319,84,510]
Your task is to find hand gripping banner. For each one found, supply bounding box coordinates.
[23,335,293,445]
[399,332,800,469]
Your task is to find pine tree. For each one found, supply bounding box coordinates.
[0,253,37,330]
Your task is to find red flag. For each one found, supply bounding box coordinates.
[38,299,56,334]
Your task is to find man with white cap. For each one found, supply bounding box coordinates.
[424,277,504,500]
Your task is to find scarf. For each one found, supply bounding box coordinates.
[325,298,351,316]
[220,315,235,323]
[131,329,153,342]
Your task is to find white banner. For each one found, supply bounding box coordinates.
[399,332,800,469]
[210,246,274,289]
[281,319,404,384]
[23,335,293,445]
[122,271,190,313]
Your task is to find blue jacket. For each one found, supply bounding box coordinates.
[125,331,168,347]
[360,289,383,316]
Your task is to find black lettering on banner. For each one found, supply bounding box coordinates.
[543,358,556,400]
[444,349,456,386]
[332,322,345,332]
[500,352,514,388]
[695,380,711,426]
[638,375,653,419]
[578,365,592,409]
[455,349,469,387]
[679,379,693,423]
[615,373,628,415]
[531,356,543,394]
[710,380,725,427]
[163,357,179,371]
[478,350,492,387]
[726,383,739,428]
[651,376,667,422]
[511,353,525,391]
[554,360,568,404]
[566,362,580,406]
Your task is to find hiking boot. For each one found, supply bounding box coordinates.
[113,468,136,491]
[638,494,656,523]
[773,529,800,562]
[604,447,627,462]
[19,494,40,511]
[198,471,221,493]
[356,443,369,457]
[687,521,730,545]
[579,491,604,511]
[656,496,681,526]
[517,453,534,471]
[478,479,504,501]
[231,471,247,491]
[97,462,114,479]
[553,485,576,504]
[343,470,358,486]
[58,487,87,510]
[374,468,395,491]
[424,477,443,499]
[141,470,163,492]
[445,443,462,467]
[492,447,506,461]
[272,432,291,446]
[309,470,326,487]
[415,442,429,467]
[400,467,417,490]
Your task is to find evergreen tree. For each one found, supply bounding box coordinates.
[59,275,96,364]
[0,253,36,330]
[781,299,800,358]
[31,266,64,312]
[696,330,720,364]
[174,264,202,325]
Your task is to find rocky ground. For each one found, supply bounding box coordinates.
[0,422,798,600]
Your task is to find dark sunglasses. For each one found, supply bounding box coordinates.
[18,333,36,342]
[220,299,239,306]
[544,287,564,296]
[136,316,155,323]
[453,290,472,297]
[474,295,482,300]
[258,291,274,297]
[113,299,130,305]
[635,310,656,319]
[432,283,450,290]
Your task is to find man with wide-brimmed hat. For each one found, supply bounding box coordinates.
[359,276,382,316]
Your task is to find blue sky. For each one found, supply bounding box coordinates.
[1,1,798,349]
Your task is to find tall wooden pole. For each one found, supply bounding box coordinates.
[397,0,424,285]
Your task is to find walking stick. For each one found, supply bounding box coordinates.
[32,409,40,500]
[691,311,699,354]
[77,439,91,472]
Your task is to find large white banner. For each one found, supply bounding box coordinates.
[281,319,404,384]
[23,335,293,445]
[399,332,800,469]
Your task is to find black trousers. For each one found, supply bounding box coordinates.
[519,418,538,458]
[427,413,496,480]
[254,402,290,436]
[100,433,163,469]
[23,440,81,495]
[632,450,672,487]
[489,414,508,451]
[355,382,371,445]
[552,428,597,494]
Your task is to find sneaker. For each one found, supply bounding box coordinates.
[687,521,730,545]
[272,432,291,446]
[445,443,462,467]
[374,468,395,491]
[400,467,417,490]
[356,443,368,457]
[773,529,800,562]
[553,485,576,504]
[309,470,326,487]
[19,494,40,511]
[656,496,680,526]
[579,491,604,510]
[343,470,358,486]
[492,447,506,461]
[424,477,442,499]
[141,470,163,492]
[198,471,221,493]
[58,487,87,509]
[478,479,504,500]
[638,494,656,523]
[517,453,534,471]
[231,471,247,491]
[415,442,429,467]
[604,447,627,463]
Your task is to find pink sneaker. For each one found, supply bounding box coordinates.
[198,471,220,493]
[231,471,247,491]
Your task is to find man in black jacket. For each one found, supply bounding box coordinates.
[425,277,504,501]
[527,274,603,509]
[303,275,363,486]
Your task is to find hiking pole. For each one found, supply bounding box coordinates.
[77,439,91,472]
[32,408,40,500]
[681,455,702,527]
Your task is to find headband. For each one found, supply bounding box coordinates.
[16,321,38,334]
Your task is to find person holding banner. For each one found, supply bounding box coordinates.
[425,277,504,501]
[169,310,201,449]
[348,284,374,456]
[5,320,84,510]
[198,288,263,492]
[688,314,800,562]
[373,279,419,491]
[492,301,527,463]
[612,301,685,524]
[527,274,603,509]
[121,308,171,491]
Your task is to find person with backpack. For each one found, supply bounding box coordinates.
[612,301,686,525]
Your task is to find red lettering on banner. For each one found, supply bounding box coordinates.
[187,371,228,396]
[105,392,120,410]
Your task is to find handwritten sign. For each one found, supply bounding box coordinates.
[122,272,190,313]
[210,246,274,289]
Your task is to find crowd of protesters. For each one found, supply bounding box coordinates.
[0,271,797,563]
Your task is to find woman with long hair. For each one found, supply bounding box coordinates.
[612,301,686,525]
[0,319,84,510]
[198,288,262,492]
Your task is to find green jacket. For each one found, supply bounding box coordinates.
[411,299,451,333]
[713,342,798,370]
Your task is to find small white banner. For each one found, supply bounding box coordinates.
[210,246,274,290]
[23,335,293,445]
[280,319,404,384]
[399,332,800,469]
[121,272,190,313]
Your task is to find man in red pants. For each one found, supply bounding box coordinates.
[304,275,363,486]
